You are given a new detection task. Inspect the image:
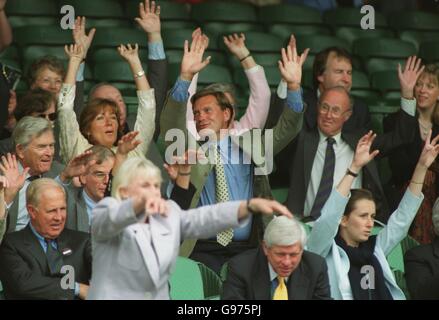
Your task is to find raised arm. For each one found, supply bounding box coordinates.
[135,0,168,139]
[377,130,439,254]
[117,44,155,158]
[307,131,379,257]
[0,175,9,243]
[223,33,271,132]
[0,0,12,52]
[0,153,29,205]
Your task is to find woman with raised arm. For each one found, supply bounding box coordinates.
[58,43,155,164]
[307,130,439,300]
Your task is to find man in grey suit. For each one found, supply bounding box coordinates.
[221,216,331,300]
[0,116,64,233]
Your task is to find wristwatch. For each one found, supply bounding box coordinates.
[346,168,359,177]
[134,70,145,78]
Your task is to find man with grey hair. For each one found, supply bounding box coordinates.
[221,216,331,300]
[0,178,91,299]
[0,116,64,233]
[404,198,439,299]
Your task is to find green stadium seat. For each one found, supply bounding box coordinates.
[371,70,401,105]
[198,64,232,85]
[0,45,19,60]
[14,26,71,47]
[353,38,416,61]
[419,41,439,63]
[59,0,124,19]
[0,59,20,70]
[227,52,280,69]
[302,69,314,90]
[399,30,439,51]
[162,21,197,31]
[93,27,146,48]
[269,24,330,40]
[323,7,388,28]
[295,35,350,55]
[163,29,201,50]
[388,11,439,31]
[352,70,370,89]
[125,0,190,21]
[94,61,147,82]
[272,188,288,203]
[170,257,222,300]
[5,0,57,16]
[365,58,406,75]
[204,22,264,37]
[8,16,58,27]
[258,4,322,25]
[167,49,225,66]
[351,90,380,105]
[262,66,282,88]
[92,48,123,63]
[191,2,257,23]
[85,18,130,28]
[22,46,67,65]
[387,235,419,273]
[335,27,395,46]
[228,32,283,53]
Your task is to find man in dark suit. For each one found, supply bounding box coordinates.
[404,201,439,299]
[0,178,91,299]
[0,116,64,233]
[221,216,330,300]
[285,86,416,223]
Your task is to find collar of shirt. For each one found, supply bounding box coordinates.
[268,261,289,283]
[317,128,342,146]
[29,223,57,252]
[82,189,98,212]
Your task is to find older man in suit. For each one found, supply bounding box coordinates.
[221,216,331,300]
[0,117,64,233]
[0,178,91,299]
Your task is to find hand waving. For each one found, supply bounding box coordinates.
[418,130,439,169]
[0,153,29,204]
[116,131,141,156]
[135,0,161,36]
[352,131,380,171]
[180,33,211,81]
[278,35,309,91]
[117,43,141,64]
[64,43,84,62]
[223,33,250,60]
[398,55,425,99]
[72,16,96,60]
[61,150,96,182]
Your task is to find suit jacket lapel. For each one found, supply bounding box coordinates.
[23,225,49,273]
[303,130,320,189]
[287,263,310,300]
[252,248,272,300]
[132,224,160,288]
[7,195,19,233]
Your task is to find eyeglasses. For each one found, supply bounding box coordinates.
[37,112,57,122]
[318,103,350,118]
[90,171,111,182]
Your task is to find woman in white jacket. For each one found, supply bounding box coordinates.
[307,130,439,300]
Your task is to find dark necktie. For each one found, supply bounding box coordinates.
[309,137,336,220]
[27,175,41,182]
[45,239,63,275]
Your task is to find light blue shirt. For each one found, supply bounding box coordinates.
[82,190,97,227]
[148,41,166,60]
[199,137,253,241]
[170,77,191,103]
[29,223,80,296]
[287,88,304,113]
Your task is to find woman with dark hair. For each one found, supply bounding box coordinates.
[58,43,155,164]
[307,130,439,299]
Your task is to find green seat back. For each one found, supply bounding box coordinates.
[14,26,71,46]
[197,262,222,299]
[5,0,57,16]
[335,27,395,46]
[198,64,232,85]
[366,58,406,75]
[269,24,330,39]
[233,32,283,53]
[191,2,257,23]
[389,11,439,31]
[259,4,322,25]
[93,27,146,48]
[419,41,439,63]
[170,257,205,300]
[204,22,264,37]
[126,0,190,21]
[353,38,417,60]
[8,16,58,27]
[94,61,147,82]
[296,35,350,55]
[59,0,124,18]
[163,29,202,50]
[85,18,130,28]
[399,30,439,51]
[352,70,370,90]
[324,7,388,28]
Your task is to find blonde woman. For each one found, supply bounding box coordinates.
[88,156,292,300]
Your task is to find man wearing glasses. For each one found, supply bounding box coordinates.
[285,86,417,224]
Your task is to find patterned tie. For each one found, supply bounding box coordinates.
[273,276,288,300]
[45,239,63,275]
[214,145,234,247]
[309,137,336,220]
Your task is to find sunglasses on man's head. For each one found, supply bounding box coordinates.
[37,112,57,122]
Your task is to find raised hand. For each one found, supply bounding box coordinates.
[418,130,439,169]
[7,90,16,116]
[223,33,250,61]
[351,131,380,172]
[0,153,29,204]
[163,149,203,181]
[145,197,169,219]
[72,16,96,60]
[135,0,161,41]
[278,35,309,91]
[0,176,9,191]
[245,198,293,219]
[60,150,96,182]
[117,43,141,64]
[398,55,425,99]
[180,33,211,81]
[192,27,209,50]
[0,0,6,11]
[64,43,84,62]
[116,131,141,156]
